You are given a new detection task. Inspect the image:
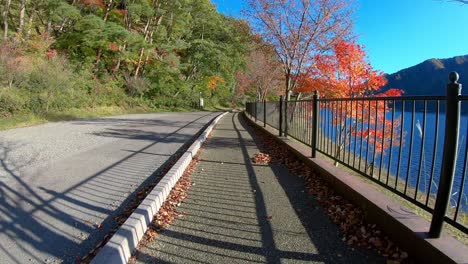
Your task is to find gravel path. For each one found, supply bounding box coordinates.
[0,112,219,263]
[135,113,384,264]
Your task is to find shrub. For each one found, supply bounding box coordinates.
[125,76,151,98]
[0,88,27,117]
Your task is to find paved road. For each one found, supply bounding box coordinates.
[136,113,383,264]
[0,112,219,264]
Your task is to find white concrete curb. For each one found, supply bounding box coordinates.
[91,112,228,264]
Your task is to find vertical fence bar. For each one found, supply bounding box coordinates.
[371,100,379,177]
[359,100,365,171]
[263,100,267,127]
[318,101,321,150]
[415,100,427,200]
[285,96,289,138]
[254,100,257,122]
[328,101,332,155]
[353,100,359,168]
[339,101,344,162]
[335,102,340,159]
[279,96,283,137]
[343,100,348,163]
[365,101,371,173]
[379,100,387,181]
[312,91,319,158]
[348,100,352,164]
[318,101,322,150]
[396,101,405,190]
[404,100,416,195]
[427,100,440,206]
[430,72,462,238]
[455,115,468,222]
[386,100,396,185]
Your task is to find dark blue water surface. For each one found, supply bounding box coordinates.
[318,103,468,214]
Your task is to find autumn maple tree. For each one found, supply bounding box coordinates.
[297,40,393,97]
[244,0,354,100]
[236,39,284,102]
[297,40,403,171]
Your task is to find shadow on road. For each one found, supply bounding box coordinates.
[0,113,215,262]
[136,113,382,263]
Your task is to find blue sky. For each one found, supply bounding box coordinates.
[211,0,468,74]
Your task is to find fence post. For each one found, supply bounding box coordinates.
[429,72,462,238]
[284,94,289,138]
[263,100,267,127]
[254,101,257,122]
[311,91,319,158]
[279,96,283,136]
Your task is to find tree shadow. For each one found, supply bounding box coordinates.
[70,112,213,129]
[136,113,322,263]
[0,112,216,263]
[237,113,385,263]
[136,112,383,263]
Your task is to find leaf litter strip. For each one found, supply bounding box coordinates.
[80,121,215,263]
[128,144,209,263]
[250,123,410,263]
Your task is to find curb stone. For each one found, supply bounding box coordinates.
[91,112,228,264]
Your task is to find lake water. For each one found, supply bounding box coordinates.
[319,108,468,213]
[259,101,468,214]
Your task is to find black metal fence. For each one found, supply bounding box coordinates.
[245,72,467,237]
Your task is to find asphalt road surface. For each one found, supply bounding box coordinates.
[0,112,219,264]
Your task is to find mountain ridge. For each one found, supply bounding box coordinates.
[382,55,468,95]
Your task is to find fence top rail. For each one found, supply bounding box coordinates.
[318,95,447,101]
[249,95,468,103]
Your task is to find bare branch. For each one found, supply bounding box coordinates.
[244,0,355,96]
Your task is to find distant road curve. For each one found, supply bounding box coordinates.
[0,112,220,263]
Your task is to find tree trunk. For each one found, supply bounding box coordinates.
[103,0,113,22]
[95,48,102,73]
[18,0,26,35]
[58,17,69,33]
[141,0,162,75]
[95,0,113,72]
[112,43,126,75]
[133,17,153,78]
[285,69,292,100]
[134,48,145,78]
[26,9,35,40]
[2,0,11,41]
[142,15,163,75]
[46,19,52,36]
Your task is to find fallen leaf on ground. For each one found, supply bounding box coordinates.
[252,152,272,164]
[248,121,411,263]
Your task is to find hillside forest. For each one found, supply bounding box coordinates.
[0,0,397,129]
[0,0,266,127]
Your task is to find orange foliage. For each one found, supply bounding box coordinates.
[295,40,404,156]
[80,0,105,7]
[296,40,394,98]
[207,76,225,91]
[46,49,58,60]
[108,42,119,51]
[113,8,127,17]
